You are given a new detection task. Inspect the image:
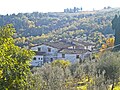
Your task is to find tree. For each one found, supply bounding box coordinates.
[99,37,114,53]
[99,44,107,52]
[52,60,71,79]
[97,52,120,90]
[80,7,83,11]
[0,24,34,90]
[52,60,70,69]
[74,7,77,13]
[106,38,114,47]
[31,63,72,90]
[112,15,120,51]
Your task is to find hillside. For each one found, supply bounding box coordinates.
[0,8,119,47]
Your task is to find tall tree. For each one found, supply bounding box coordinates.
[112,15,120,51]
[0,24,34,90]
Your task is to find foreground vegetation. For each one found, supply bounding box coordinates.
[30,51,120,90]
[0,25,34,90]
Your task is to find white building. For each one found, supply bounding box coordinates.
[31,44,58,63]
[31,52,45,66]
[58,49,90,63]
[30,41,95,66]
[30,42,73,66]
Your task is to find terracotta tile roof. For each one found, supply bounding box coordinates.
[60,39,95,47]
[30,42,73,49]
[34,51,46,55]
[59,49,89,54]
[71,40,95,46]
[30,39,95,50]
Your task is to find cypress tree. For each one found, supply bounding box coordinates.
[112,15,120,51]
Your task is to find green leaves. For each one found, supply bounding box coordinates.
[0,24,34,90]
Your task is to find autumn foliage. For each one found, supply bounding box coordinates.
[100,38,114,52]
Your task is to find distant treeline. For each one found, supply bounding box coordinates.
[64,7,82,13]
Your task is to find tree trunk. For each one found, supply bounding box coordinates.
[87,75,90,82]
[111,79,115,90]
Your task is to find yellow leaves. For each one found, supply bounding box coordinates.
[100,37,115,53]
[113,83,120,90]
[65,78,88,90]
[93,53,100,59]
[98,39,102,43]
[77,84,87,90]
[27,20,35,28]
[99,44,107,53]
[108,82,120,90]
[40,34,49,39]
[0,68,3,79]
[106,38,114,47]
[102,44,107,49]
[52,60,70,69]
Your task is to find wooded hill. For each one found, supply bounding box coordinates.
[0,8,119,47]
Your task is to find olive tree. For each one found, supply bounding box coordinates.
[96,52,120,90]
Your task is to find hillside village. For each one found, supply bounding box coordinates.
[30,39,95,66]
[1,5,120,90]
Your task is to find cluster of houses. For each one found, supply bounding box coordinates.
[30,40,95,66]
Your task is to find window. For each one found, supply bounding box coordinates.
[38,57,43,60]
[76,55,79,59]
[43,59,46,63]
[33,57,36,60]
[62,54,65,58]
[50,58,53,62]
[48,48,51,52]
[38,47,41,51]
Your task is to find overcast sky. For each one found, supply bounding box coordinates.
[0,0,120,15]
